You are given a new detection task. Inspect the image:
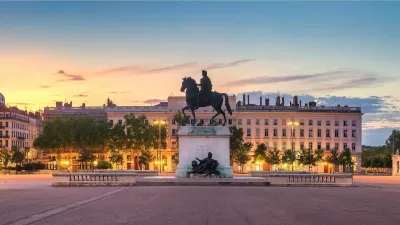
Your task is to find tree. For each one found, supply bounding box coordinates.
[11,147,25,170]
[362,145,392,169]
[173,112,189,127]
[253,143,267,163]
[233,142,252,173]
[326,149,341,173]
[109,151,123,169]
[282,149,296,171]
[74,117,98,169]
[266,148,281,171]
[77,149,95,169]
[340,148,354,173]
[385,129,400,154]
[96,160,113,169]
[298,148,317,172]
[34,119,64,168]
[229,126,244,165]
[139,149,154,170]
[314,148,324,172]
[0,148,11,170]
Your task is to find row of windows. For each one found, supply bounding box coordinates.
[12,122,28,130]
[238,119,357,127]
[0,122,8,127]
[0,140,8,147]
[111,118,358,128]
[0,122,31,130]
[261,141,357,151]
[0,140,29,148]
[246,128,357,138]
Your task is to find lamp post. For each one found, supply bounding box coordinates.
[287,119,299,171]
[153,120,166,173]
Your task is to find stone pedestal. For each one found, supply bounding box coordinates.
[175,126,233,178]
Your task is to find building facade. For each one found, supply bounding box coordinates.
[0,93,42,162]
[41,95,363,173]
[43,101,107,123]
[104,95,363,173]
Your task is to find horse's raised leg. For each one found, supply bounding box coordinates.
[190,106,196,126]
[181,106,190,125]
[219,109,227,126]
[210,111,220,125]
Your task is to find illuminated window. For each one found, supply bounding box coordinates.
[264,129,269,137]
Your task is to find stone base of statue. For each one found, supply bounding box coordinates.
[175,126,233,178]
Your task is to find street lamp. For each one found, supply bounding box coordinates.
[153,120,166,173]
[287,119,299,171]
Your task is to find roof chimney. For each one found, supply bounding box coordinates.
[247,95,250,105]
[259,96,262,106]
[243,93,246,105]
[265,98,270,106]
[282,95,285,106]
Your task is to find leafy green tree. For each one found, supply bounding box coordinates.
[282,149,296,171]
[173,112,189,127]
[109,151,123,169]
[362,146,392,169]
[340,148,354,173]
[0,148,11,170]
[326,149,341,173]
[233,143,251,173]
[96,160,113,169]
[266,148,281,171]
[77,149,95,169]
[298,148,317,172]
[139,149,154,170]
[253,143,267,163]
[385,129,400,154]
[34,119,63,168]
[229,126,244,165]
[11,147,25,168]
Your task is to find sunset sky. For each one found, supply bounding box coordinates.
[0,2,399,145]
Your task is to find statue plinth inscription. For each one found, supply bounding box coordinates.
[188,127,217,135]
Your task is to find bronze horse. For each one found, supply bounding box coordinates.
[180,77,232,126]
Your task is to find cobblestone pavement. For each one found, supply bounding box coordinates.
[0,174,399,225]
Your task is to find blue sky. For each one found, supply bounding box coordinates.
[0,1,399,145]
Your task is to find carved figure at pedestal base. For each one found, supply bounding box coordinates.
[186,152,220,177]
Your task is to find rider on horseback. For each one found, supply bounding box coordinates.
[196,70,213,109]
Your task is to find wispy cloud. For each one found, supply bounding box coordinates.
[294,76,381,93]
[56,70,85,82]
[73,93,88,97]
[97,62,197,75]
[142,99,165,105]
[110,91,131,94]
[38,85,50,89]
[223,70,348,87]
[205,59,255,70]
[97,59,255,76]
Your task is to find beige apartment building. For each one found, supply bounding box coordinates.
[105,95,362,173]
[0,93,42,162]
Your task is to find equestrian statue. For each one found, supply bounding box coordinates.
[180,70,232,126]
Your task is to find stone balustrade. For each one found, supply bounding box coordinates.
[249,172,353,186]
[94,170,158,176]
[249,171,311,177]
[52,172,137,187]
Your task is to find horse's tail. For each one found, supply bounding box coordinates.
[222,93,233,115]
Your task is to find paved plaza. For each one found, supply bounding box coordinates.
[1,175,400,225]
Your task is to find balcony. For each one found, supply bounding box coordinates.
[17,136,26,140]
[0,135,9,138]
[25,147,30,150]
[0,126,6,129]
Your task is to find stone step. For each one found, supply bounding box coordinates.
[136,176,270,186]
